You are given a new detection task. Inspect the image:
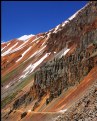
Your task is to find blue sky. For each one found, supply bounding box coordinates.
[1,1,88,42]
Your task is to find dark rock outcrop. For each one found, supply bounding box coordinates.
[31,1,97,110]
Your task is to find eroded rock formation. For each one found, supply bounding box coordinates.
[12,1,97,111]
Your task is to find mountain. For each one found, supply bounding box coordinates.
[1,1,97,121]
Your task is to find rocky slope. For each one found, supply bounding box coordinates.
[1,1,97,121]
[55,81,97,121]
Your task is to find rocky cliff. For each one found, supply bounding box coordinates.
[12,1,97,111]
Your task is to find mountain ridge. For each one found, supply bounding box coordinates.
[1,1,97,121]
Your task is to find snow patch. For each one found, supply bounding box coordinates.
[23,64,32,73]
[24,51,38,62]
[49,29,53,32]
[21,52,50,79]
[2,42,19,56]
[24,45,47,62]
[7,43,10,46]
[1,41,7,44]
[59,109,67,113]
[54,51,56,54]
[1,46,6,51]
[1,43,10,52]
[32,36,43,43]
[18,34,34,41]
[52,2,89,33]
[22,46,32,56]
[55,48,70,58]
[68,11,79,20]
[28,110,31,113]
[38,45,46,53]
[60,48,70,58]
[2,42,26,56]
[30,53,50,72]
[9,39,30,54]
[53,25,60,33]
[62,20,69,27]
[5,82,12,89]
[26,53,49,73]
[16,46,32,62]
[5,84,10,89]
[12,42,18,48]
[53,109,67,121]
[19,53,50,80]
[41,40,46,46]
[17,38,31,48]
[68,2,88,21]
[46,32,51,40]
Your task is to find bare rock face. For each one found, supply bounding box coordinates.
[12,1,97,111]
[55,82,97,121]
[32,43,96,106]
[46,1,97,53]
[30,1,97,109]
